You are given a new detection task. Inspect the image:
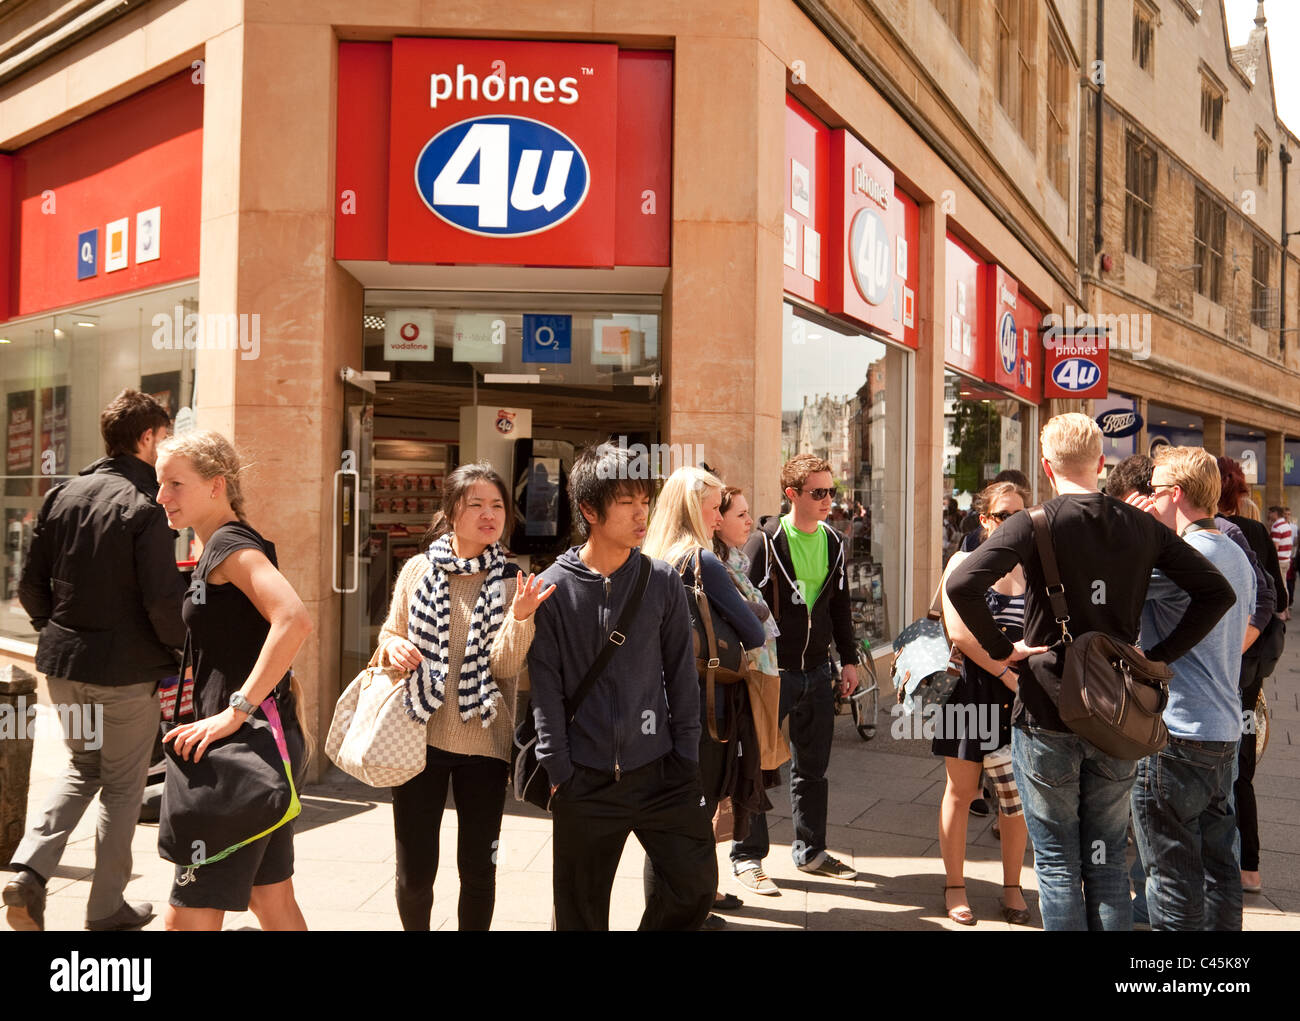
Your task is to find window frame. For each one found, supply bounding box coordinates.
[933,0,980,60]
[1193,188,1226,304]
[1046,24,1071,196]
[1132,2,1156,74]
[1251,234,1272,328]
[995,0,1038,150]
[1124,132,1157,263]
[1199,73,1224,143]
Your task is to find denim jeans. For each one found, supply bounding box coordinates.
[731,662,833,869]
[1010,726,1137,931]
[1131,737,1241,931]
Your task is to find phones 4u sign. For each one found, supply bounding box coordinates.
[1041,325,1109,399]
[388,39,618,266]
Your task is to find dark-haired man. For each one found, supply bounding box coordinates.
[4,390,186,932]
[730,453,860,893]
[528,442,715,930]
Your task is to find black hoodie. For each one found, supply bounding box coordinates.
[744,515,860,673]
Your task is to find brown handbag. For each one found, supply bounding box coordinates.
[1027,506,1172,760]
[678,549,747,743]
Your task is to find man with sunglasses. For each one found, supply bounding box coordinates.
[730,454,860,893]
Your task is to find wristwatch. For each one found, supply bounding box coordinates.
[228,692,258,719]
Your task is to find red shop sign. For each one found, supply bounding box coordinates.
[1041,324,1109,399]
[387,38,618,267]
[783,96,830,308]
[829,130,915,347]
[944,235,982,376]
[981,265,1041,402]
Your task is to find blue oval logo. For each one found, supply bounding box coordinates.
[1096,409,1144,438]
[998,311,1017,374]
[849,206,892,306]
[414,116,590,238]
[1051,357,1101,392]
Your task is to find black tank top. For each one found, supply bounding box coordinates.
[181,521,292,720]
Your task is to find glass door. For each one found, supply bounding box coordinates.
[336,370,375,687]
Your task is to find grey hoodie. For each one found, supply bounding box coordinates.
[527,546,699,787]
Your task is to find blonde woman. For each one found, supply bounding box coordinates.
[641,466,766,928]
[154,431,313,932]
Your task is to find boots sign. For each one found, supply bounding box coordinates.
[388,39,617,266]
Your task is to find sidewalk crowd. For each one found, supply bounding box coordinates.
[3,392,1297,932]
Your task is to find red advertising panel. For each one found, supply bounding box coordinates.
[783,96,830,308]
[944,234,982,376]
[1013,297,1043,403]
[827,130,916,347]
[613,51,672,267]
[1042,325,1109,399]
[336,43,392,262]
[895,187,920,350]
[8,72,201,318]
[387,38,618,267]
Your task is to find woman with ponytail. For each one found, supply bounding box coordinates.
[154,431,314,931]
[374,463,553,930]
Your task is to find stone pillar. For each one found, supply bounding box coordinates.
[197,22,364,780]
[664,37,786,517]
[0,665,37,865]
[913,201,947,617]
[1265,430,1285,509]
[1202,414,1226,457]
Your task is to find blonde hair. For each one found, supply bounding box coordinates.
[1239,496,1262,521]
[642,465,725,568]
[1040,412,1103,476]
[157,430,249,523]
[1154,445,1221,516]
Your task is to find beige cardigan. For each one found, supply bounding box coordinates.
[376,554,534,763]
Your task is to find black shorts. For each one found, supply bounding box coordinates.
[167,819,296,912]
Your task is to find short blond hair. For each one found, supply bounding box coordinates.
[1040,413,1103,475]
[1154,446,1221,516]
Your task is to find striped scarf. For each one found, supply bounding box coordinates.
[405,535,507,728]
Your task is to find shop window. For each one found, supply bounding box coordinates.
[1124,132,1157,263]
[1193,189,1225,303]
[1,282,199,646]
[1132,2,1156,74]
[995,0,1037,151]
[933,0,979,61]
[782,303,909,648]
[1251,235,1274,329]
[1200,73,1223,143]
[1046,26,1071,196]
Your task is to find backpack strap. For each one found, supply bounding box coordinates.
[1027,506,1072,645]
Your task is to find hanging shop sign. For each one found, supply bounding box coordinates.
[828,130,916,347]
[1041,324,1109,399]
[1097,408,1144,439]
[979,265,1041,403]
[388,39,618,266]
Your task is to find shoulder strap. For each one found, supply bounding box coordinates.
[1027,505,1073,644]
[564,554,652,724]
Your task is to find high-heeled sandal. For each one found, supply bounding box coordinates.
[1000,885,1032,925]
[944,885,975,926]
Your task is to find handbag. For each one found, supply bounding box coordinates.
[512,555,652,811]
[325,646,426,788]
[158,643,301,878]
[1027,505,1172,760]
[891,582,961,715]
[678,548,748,742]
[712,796,735,843]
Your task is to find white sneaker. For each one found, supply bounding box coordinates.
[733,863,780,896]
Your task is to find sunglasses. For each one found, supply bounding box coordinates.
[800,487,838,501]
[986,510,1016,523]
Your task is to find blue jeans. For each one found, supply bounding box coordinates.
[1010,726,1137,931]
[1131,737,1241,931]
[731,662,834,869]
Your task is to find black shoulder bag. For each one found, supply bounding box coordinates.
[512,554,652,811]
[1027,505,1171,760]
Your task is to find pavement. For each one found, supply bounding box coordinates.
[5,639,1300,932]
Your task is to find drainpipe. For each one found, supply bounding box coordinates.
[1094,0,1105,264]
[1280,143,1291,352]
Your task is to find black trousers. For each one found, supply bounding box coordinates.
[552,752,717,931]
[391,744,508,931]
[642,732,728,913]
[1236,652,1277,873]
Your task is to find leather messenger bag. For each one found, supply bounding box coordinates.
[1027,506,1172,760]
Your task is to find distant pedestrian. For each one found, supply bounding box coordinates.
[154,431,313,932]
[946,414,1234,931]
[5,390,186,932]
[528,442,715,931]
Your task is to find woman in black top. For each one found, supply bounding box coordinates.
[155,431,314,931]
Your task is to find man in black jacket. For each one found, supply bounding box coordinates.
[3,391,186,932]
[729,454,860,894]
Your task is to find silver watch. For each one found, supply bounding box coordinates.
[228,692,257,718]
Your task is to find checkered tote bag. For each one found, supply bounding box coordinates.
[326,648,426,787]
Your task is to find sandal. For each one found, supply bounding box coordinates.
[1000,885,1032,926]
[944,885,975,926]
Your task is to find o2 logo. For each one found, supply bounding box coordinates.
[1051,357,1101,392]
[998,311,1017,374]
[415,116,590,237]
[849,206,891,306]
